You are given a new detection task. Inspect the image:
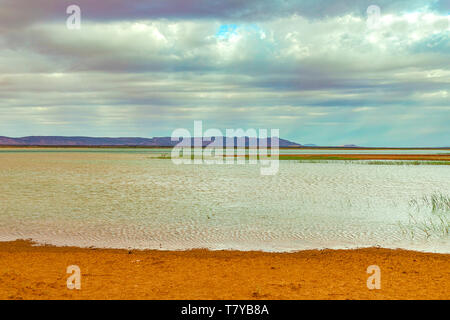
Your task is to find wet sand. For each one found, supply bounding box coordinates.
[0,240,448,300]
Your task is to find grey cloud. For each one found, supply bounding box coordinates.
[1,0,448,30]
[0,0,448,146]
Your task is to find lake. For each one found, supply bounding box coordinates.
[0,150,449,253]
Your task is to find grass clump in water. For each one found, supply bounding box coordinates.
[398,193,450,239]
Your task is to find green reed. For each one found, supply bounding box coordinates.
[399,193,450,239]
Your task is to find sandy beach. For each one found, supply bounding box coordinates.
[0,240,448,300]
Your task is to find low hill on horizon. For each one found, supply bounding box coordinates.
[0,136,302,147]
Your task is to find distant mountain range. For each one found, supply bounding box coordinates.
[0,136,302,147]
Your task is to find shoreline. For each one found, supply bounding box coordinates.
[1,238,448,254]
[1,145,450,150]
[1,147,449,162]
[1,240,448,300]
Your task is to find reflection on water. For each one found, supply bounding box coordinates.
[0,151,449,253]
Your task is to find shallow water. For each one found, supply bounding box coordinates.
[0,151,449,253]
[1,147,450,155]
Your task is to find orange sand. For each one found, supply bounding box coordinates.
[0,240,448,300]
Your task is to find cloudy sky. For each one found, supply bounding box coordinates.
[0,0,449,146]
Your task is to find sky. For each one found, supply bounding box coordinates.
[0,0,449,147]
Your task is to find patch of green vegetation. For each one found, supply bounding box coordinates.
[154,153,171,159]
[282,155,356,161]
[154,154,450,165]
[364,160,450,165]
[398,193,450,239]
[155,153,279,160]
[290,159,450,165]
